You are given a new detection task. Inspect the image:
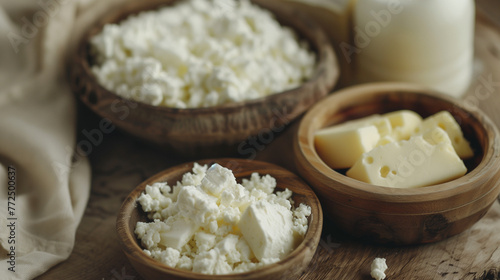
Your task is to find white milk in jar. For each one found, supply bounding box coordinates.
[353,0,475,97]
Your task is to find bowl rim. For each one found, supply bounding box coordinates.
[116,158,323,279]
[295,82,500,204]
[74,0,339,114]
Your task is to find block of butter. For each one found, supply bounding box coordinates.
[346,127,467,188]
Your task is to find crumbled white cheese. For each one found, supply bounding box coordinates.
[135,163,311,274]
[371,258,388,280]
[90,0,315,108]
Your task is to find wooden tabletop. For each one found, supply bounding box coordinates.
[37,7,500,280]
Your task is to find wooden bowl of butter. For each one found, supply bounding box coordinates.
[116,158,322,280]
[69,0,338,158]
[294,83,500,245]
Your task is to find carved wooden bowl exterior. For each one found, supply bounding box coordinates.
[294,83,500,245]
[116,158,323,280]
[69,0,339,158]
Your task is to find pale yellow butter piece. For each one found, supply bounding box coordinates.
[346,127,467,188]
[315,124,380,169]
[383,110,423,140]
[416,111,474,159]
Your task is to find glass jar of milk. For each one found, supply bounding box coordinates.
[353,0,475,97]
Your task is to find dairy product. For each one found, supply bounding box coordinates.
[370,258,387,280]
[135,163,311,274]
[346,127,467,188]
[415,111,474,159]
[315,110,472,188]
[354,0,475,97]
[315,124,380,169]
[90,0,315,108]
[239,200,295,261]
[314,110,422,169]
[384,110,422,140]
[339,115,393,137]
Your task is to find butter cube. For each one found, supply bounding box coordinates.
[416,111,474,159]
[383,110,423,140]
[346,127,467,188]
[239,200,295,261]
[315,125,380,169]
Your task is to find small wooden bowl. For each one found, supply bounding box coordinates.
[69,0,339,158]
[294,83,500,245]
[116,158,323,280]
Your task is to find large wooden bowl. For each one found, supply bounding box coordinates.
[69,0,339,158]
[116,158,323,280]
[294,83,500,245]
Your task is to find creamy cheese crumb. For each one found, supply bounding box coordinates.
[371,258,388,280]
[135,163,311,274]
[90,0,315,108]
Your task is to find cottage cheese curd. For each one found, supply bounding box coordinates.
[135,163,311,274]
[90,0,315,108]
[370,258,388,280]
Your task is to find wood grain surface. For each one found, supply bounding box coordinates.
[37,7,500,280]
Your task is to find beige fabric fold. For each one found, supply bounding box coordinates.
[0,0,125,279]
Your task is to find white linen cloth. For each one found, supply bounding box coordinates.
[0,0,125,279]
